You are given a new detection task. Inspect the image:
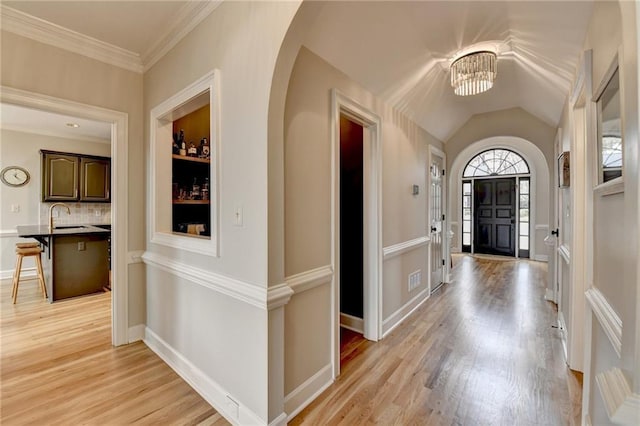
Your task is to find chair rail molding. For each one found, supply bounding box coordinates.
[585,287,622,357]
[382,236,430,260]
[285,265,333,294]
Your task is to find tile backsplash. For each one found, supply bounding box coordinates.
[40,202,111,225]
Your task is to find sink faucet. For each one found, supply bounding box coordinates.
[48,203,71,232]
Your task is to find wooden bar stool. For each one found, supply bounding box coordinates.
[12,242,47,304]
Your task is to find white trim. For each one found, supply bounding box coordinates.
[142,1,222,72]
[535,224,549,230]
[0,5,143,73]
[429,146,448,284]
[142,251,274,310]
[382,236,430,260]
[144,327,264,426]
[0,229,18,238]
[558,311,568,362]
[1,86,129,347]
[340,313,364,334]
[382,288,430,337]
[593,178,624,196]
[267,283,294,310]
[148,70,221,257]
[128,324,145,343]
[534,255,549,262]
[286,265,333,294]
[0,267,35,281]
[585,287,622,357]
[331,89,383,379]
[268,413,287,426]
[284,364,333,421]
[595,368,640,424]
[544,288,556,303]
[584,414,592,426]
[127,250,144,264]
[558,244,571,264]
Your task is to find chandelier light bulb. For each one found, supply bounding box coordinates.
[450,51,497,96]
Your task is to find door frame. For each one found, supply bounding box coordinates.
[331,89,382,378]
[1,85,129,346]
[429,146,448,284]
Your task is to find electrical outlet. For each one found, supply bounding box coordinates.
[94,209,101,217]
[77,241,86,251]
[11,204,20,213]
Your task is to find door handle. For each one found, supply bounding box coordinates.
[431,226,437,232]
[551,228,559,237]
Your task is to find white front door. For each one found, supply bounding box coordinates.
[430,155,444,289]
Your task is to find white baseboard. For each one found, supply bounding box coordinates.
[340,313,363,334]
[382,288,430,337]
[268,413,287,426]
[595,368,640,424]
[285,364,333,421]
[0,267,36,280]
[534,254,549,262]
[143,327,265,426]
[128,324,145,343]
[558,311,568,362]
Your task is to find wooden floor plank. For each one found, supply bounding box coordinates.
[0,279,228,425]
[292,254,582,425]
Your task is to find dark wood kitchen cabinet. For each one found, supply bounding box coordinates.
[80,157,110,202]
[41,150,111,202]
[42,152,79,201]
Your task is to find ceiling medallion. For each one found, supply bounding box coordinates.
[450,51,497,96]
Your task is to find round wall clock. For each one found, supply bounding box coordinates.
[1,166,31,187]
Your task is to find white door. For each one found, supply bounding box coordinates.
[430,155,444,289]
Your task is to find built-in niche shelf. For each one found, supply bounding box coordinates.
[150,70,220,257]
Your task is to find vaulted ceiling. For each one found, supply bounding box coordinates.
[2,1,595,142]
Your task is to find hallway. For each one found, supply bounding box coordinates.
[292,254,582,425]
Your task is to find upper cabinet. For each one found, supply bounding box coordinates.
[41,150,110,203]
[80,157,110,202]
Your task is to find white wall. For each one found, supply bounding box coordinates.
[558,1,640,424]
[282,46,443,407]
[142,2,301,423]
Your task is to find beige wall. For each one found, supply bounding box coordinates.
[283,47,443,395]
[142,1,300,422]
[0,31,145,327]
[0,129,110,273]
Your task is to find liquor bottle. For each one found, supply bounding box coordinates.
[202,177,209,201]
[179,129,187,156]
[188,142,198,157]
[191,177,200,200]
[200,138,210,159]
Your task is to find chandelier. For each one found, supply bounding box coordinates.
[450,51,497,96]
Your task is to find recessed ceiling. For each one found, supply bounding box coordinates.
[297,1,595,141]
[1,103,111,143]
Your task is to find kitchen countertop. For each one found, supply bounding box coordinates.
[17,224,110,238]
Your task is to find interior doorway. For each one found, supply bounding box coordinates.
[331,89,382,379]
[1,86,129,346]
[473,178,516,256]
[429,151,444,291]
[339,115,364,335]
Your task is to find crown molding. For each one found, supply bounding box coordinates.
[0,124,110,145]
[0,5,144,73]
[141,0,223,72]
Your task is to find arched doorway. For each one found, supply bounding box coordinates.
[449,136,551,262]
[461,148,531,257]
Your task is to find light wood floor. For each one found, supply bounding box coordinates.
[0,278,228,425]
[291,254,582,425]
[2,255,581,425]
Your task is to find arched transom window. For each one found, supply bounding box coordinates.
[463,149,529,177]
